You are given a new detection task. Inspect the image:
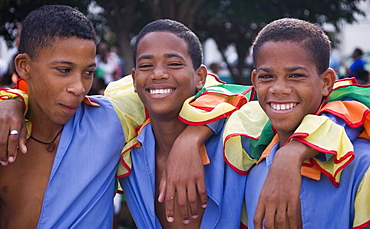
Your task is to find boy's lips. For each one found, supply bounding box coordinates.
[270,102,297,111]
[60,103,79,113]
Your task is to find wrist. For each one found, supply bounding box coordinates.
[278,140,318,163]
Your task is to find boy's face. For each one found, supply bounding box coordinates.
[16,37,96,125]
[252,41,334,142]
[132,31,206,121]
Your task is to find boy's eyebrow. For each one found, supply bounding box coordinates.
[51,61,96,68]
[257,66,308,72]
[137,55,153,62]
[137,53,185,61]
[164,53,184,59]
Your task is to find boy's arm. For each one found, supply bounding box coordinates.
[0,89,28,165]
[253,140,312,229]
[158,125,213,224]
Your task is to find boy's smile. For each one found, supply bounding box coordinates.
[252,41,333,143]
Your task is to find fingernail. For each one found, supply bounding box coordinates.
[192,214,199,219]
[202,203,207,208]
[0,161,7,166]
[167,217,174,222]
[183,219,190,224]
[8,157,14,163]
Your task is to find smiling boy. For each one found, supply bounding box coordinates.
[244,18,370,228]
[116,19,247,228]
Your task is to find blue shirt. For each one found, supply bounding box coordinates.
[37,96,125,228]
[119,122,246,228]
[245,138,370,228]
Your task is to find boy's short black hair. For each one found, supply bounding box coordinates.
[252,18,331,75]
[19,5,96,60]
[133,19,203,70]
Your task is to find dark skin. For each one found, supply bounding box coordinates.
[132,31,207,227]
[0,37,96,228]
[0,134,60,228]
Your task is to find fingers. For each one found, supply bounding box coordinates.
[0,119,10,164]
[0,128,21,166]
[197,180,208,209]
[253,201,266,229]
[274,205,287,229]
[0,114,27,165]
[18,125,28,154]
[158,170,167,203]
[164,181,176,223]
[176,187,190,224]
[287,198,302,229]
[7,130,20,163]
[186,183,199,220]
[254,199,301,229]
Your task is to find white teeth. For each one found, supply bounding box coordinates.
[149,89,172,95]
[271,103,296,111]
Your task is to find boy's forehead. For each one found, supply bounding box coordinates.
[256,41,315,68]
[32,37,96,63]
[137,32,189,58]
[139,32,185,49]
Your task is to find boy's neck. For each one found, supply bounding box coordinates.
[26,106,65,142]
[151,118,187,156]
[276,132,294,147]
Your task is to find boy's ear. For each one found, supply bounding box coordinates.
[131,68,137,93]
[14,53,31,80]
[320,68,336,96]
[251,69,258,88]
[195,65,207,91]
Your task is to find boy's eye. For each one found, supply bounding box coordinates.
[83,70,95,77]
[289,74,305,78]
[257,74,273,80]
[57,68,71,74]
[138,64,152,69]
[168,62,183,67]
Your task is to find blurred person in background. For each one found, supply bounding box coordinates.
[95,42,121,85]
[0,23,22,88]
[342,47,366,79]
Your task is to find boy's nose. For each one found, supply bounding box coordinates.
[269,79,292,95]
[151,66,169,80]
[67,77,86,96]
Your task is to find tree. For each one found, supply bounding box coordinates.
[0,0,366,81]
[194,0,366,84]
[95,0,207,75]
[0,0,90,48]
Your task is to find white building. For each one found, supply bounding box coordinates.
[336,0,370,57]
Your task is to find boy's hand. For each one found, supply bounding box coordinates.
[0,100,27,166]
[254,140,317,229]
[158,125,211,224]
